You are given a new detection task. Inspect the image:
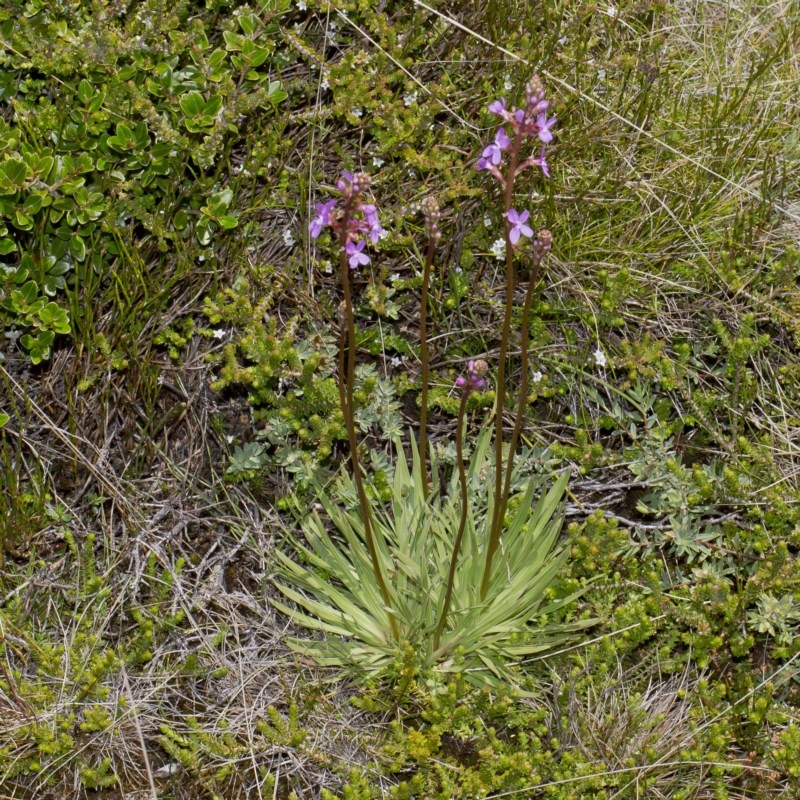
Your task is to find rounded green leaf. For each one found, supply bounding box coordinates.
[179,91,206,118]
[70,235,86,262]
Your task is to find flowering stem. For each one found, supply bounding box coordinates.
[337,306,348,423]
[433,385,470,651]
[481,140,521,601]
[418,235,434,498]
[337,217,398,640]
[497,265,539,536]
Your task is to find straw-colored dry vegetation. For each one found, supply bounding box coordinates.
[2,0,800,797]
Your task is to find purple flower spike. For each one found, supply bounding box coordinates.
[536,112,557,143]
[309,199,337,239]
[488,98,507,116]
[345,239,370,269]
[507,209,534,245]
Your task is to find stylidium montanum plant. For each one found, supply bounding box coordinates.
[272,78,590,688]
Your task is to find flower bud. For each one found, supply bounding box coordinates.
[470,359,489,378]
[525,75,546,106]
[533,229,552,261]
[352,171,371,193]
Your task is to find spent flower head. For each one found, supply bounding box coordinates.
[532,229,553,261]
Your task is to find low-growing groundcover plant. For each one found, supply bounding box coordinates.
[272,78,593,689]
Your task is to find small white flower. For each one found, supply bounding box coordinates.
[605,5,618,17]
[597,68,606,80]
[389,272,400,283]
[212,328,226,340]
[532,371,543,383]
[593,347,607,368]
[351,107,363,118]
[408,169,415,178]
[328,20,337,31]
[403,90,418,107]
[389,356,403,367]
[372,156,385,167]
[322,260,333,274]
[428,123,435,130]
[490,238,505,260]
[484,214,492,227]
[283,229,296,247]
[225,435,235,444]
[503,75,514,91]
[321,76,330,90]
[296,0,307,8]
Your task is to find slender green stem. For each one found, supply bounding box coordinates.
[497,260,541,536]
[338,219,399,640]
[418,236,435,498]
[433,387,470,651]
[481,140,521,600]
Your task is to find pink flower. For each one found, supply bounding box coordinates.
[536,112,557,143]
[507,209,533,245]
[345,239,370,269]
[360,203,383,243]
[309,199,337,239]
[537,147,550,178]
[481,127,510,166]
[520,146,550,178]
